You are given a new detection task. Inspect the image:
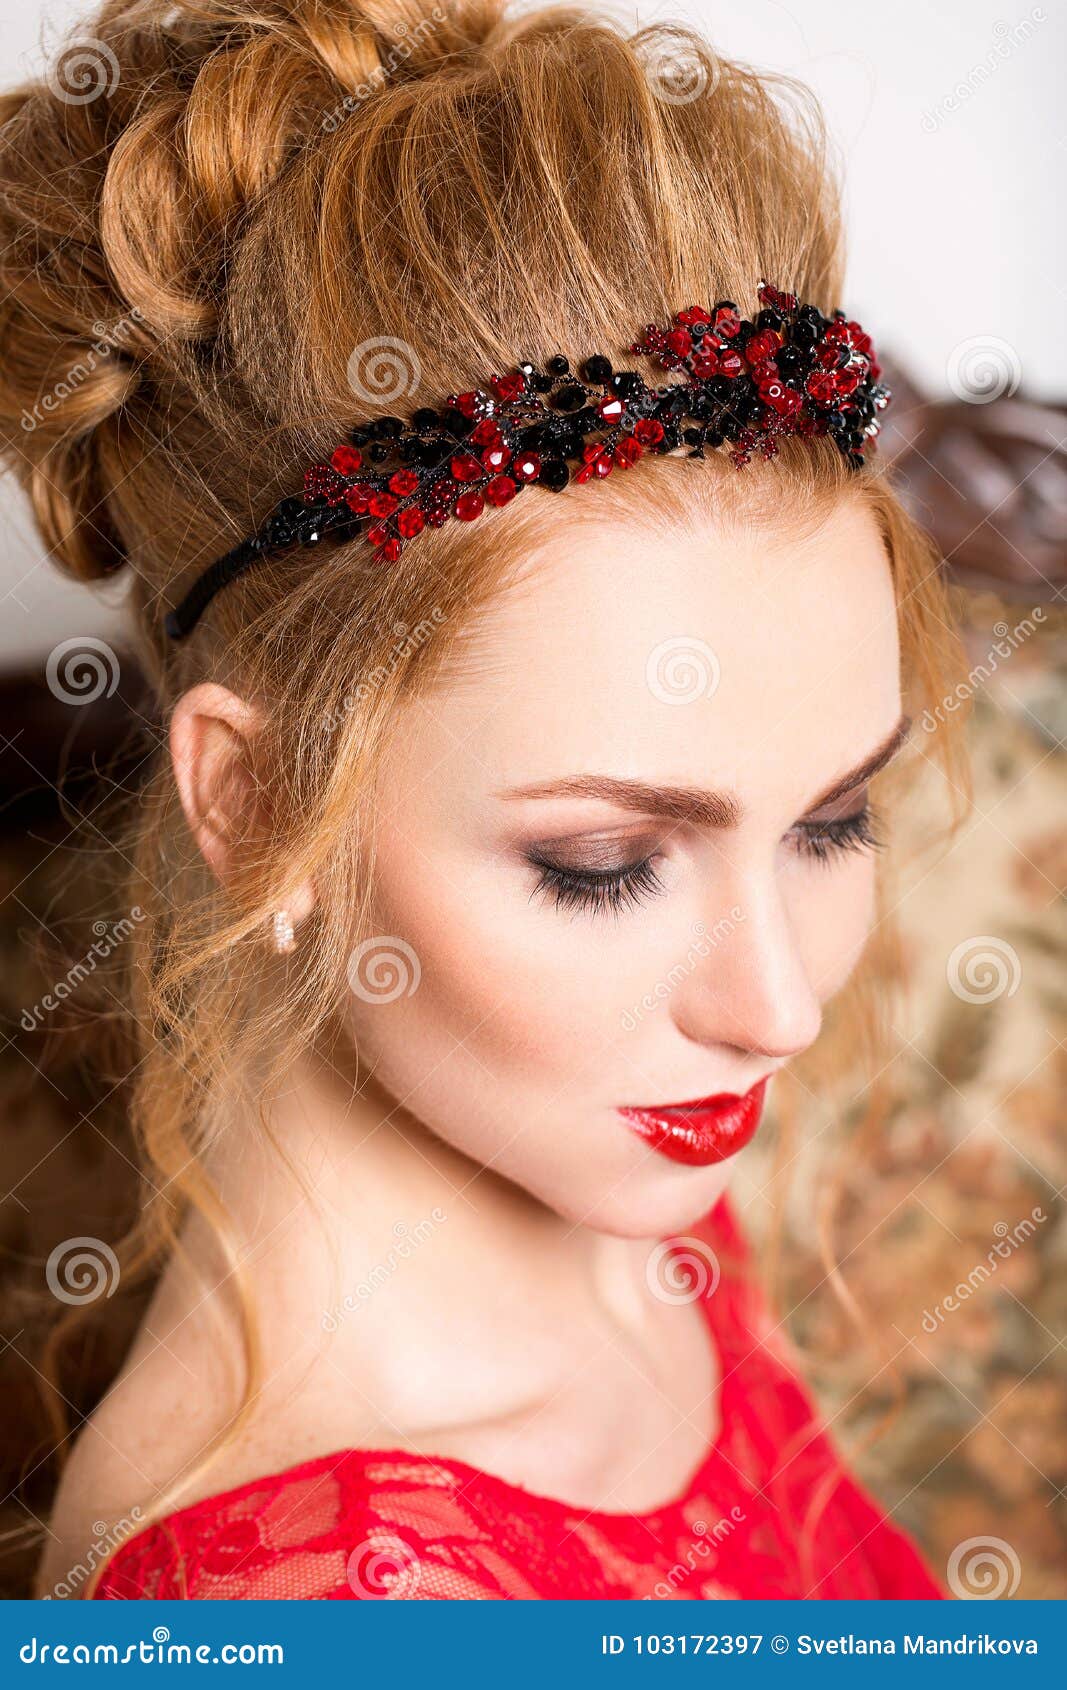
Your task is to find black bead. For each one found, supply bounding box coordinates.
[683,427,704,445]
[412,407,440,431]
[756,307,784,332]
[518,422,552,451]
[790,320,818,351]
[265,515,297,546]
[545,354,570,377]
[540,457,570,491]
[572,406,600,433]
[610,370,642,399]
[367,441,390,462]
[372,415,404,440]
[774,347,805,381]
[330,515,364,545]
[847,450,865,470]
[707,376,733,402]
[581,355,613,383]
[551,383,586,412]
[349,427,371,446]
[530,370,555,393]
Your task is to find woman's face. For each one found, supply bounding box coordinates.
[344,490,907,1237]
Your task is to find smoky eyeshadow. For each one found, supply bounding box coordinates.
[524,829,660,875]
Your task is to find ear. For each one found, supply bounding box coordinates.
[169,682,316,924]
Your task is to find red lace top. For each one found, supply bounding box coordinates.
[93,1196,944,1600]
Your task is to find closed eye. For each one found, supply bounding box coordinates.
[528,853,665,917]
[790,800,883,865]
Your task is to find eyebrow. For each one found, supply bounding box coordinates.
[496,713,913,828]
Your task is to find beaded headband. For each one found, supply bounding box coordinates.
[164,281,890,639]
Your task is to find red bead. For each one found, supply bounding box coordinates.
[397,507,425,538]
[379,537,403,562]
[367,523,390,546]
[303,464,346,505]
[759,381,802,417]
[388,469,420,497]
[690,350,719,379]
[330,444,364,475]
[512,451,541,483]
[453,390,491,420]
[490,370,527,402]
[613,437,643,468]
[485,475,518,507]
[450,452,483,483]
[368,491,398,517]
[427,508,449,528]
[758,281,798,314]
[634,418,664,445]
[430,478,455,502]
[805,370,837,405]
[344,484,372,514]
[712,306,741,337]
[481,443,512,472]
[470,418,501,447]
[598,395,625,424]
[666,328,692,357]
[575,446,613,484]
[455,491,485,521]
[675,305,712,328]
[718,351,743,379]
[744,329,782,366]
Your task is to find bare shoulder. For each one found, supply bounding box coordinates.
[37,1255,388,1597]
[36,1251,249,1600]
[36,1322,222,1598]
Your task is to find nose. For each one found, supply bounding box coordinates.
[671,875,823,1061]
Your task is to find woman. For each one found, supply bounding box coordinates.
[1,0,967,1599]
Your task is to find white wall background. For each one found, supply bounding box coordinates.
[1,0,1063,666]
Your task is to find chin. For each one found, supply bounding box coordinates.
[548,1162,736,1242]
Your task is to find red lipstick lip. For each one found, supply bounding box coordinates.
[618,1075,770,1167]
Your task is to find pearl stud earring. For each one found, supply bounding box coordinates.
[272,909,296,955]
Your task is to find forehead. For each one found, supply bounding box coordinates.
[401,492,901,806]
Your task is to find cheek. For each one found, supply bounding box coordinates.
[790,853,880,1000]
[345,838,608,1101]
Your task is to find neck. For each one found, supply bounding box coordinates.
[194,1047,672,1438]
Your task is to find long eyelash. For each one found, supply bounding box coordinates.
[529,855,665,916]
[795,802,884,865]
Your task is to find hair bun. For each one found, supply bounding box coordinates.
[0,0,508,584]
